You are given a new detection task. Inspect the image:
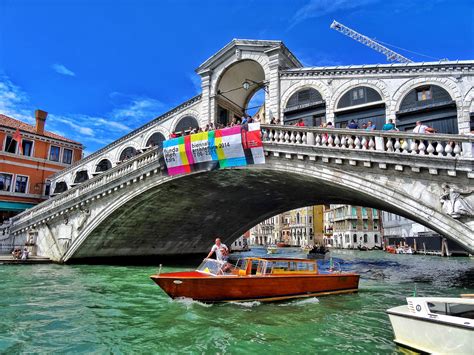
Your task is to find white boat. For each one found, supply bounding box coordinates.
[387,296,474,354]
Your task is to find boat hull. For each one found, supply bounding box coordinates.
[151,272,359,302]
[387,305,474,354]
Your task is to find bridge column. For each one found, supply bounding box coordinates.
[266,48,281,123]
[199,69,213,124]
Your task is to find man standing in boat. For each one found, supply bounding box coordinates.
[206,238,229,262]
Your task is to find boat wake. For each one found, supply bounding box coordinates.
[279,297,320,306]
[228,301,262,308]
[172,297,213,308]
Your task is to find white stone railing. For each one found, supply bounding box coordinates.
[261,124,474,159]
[11,147,163,228]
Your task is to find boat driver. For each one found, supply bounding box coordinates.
[206,238,229,262]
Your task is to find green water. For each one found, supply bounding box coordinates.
[1,250,473,354]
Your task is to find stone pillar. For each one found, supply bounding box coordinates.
[266,49,281,124]
[198,69,212,124]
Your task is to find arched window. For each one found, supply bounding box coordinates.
[363,234,368,243]
[396,85,457,134]
[374,234,379,244]
[96,159,112,172]
[175,116,199,134]
[119,147,137,162]
[53,181,68,194]
[335,86,385,129]
[287,88,323,108]
[337,87,382,109]
[353,234,357,243]
[146,132,166,148]
[74,170,89,184]
[284,88,325,126]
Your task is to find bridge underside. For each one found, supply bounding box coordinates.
[69,167,448,262]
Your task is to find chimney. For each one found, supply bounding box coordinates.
[35,109,48,135]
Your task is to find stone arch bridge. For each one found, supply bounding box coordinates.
[10,125,474,262]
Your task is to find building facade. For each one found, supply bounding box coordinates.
[0,110,83,222]
[323,205,383,249]
[249,205,324,247]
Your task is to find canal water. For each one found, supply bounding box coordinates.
[1,249,473,354]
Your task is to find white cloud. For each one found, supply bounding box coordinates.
[0,77,35,123]
[50,115,95,136]
[0,77,165,152]
[51,63,76,77]
[290,0,379,28]
[111,97,164,122]
[96,118,130,131]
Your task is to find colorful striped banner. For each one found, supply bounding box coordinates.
[163,123,265,176]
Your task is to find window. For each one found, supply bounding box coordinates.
[15,175,28,193]
[351,221,357,229]
[4,136,17,153]
[22,140,33,156]
[363,234,368,243]
[0,173,13,191]
[374,224,378,230]
[352,207,357,216]
[62,149,73,164]
[416,87,432,101]
[353,234,357,243]
[345,235,349,243]
[49,146,60,161]
[374,234,378,244]
[352,88,365,101]
[362,207,368,217]
[363,221,368,230]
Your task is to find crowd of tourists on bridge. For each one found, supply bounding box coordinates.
[169,114,263,138]
[168,113,442,139]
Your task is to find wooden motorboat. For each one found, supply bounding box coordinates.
[277,242,290,248]
[387,297,474,353]
[150,257,360,303]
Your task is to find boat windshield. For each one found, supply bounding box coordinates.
[196,258,233,276]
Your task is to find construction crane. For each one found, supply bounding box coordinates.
[330,20,413,64]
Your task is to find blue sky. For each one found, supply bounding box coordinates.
[1,0,472,155]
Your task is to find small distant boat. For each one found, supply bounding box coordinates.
[387,296,474,353]
[151,257,360,303]
[301,245,313,253]
[266,245,278,254]
[277,242,290,248]
[307,245,329,260]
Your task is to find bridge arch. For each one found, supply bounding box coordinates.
[95,158,113,173]
[396,84,458,133]
[281,86,326,126]
[392,77,462,121]
[52,181,68,194]
[118,146,138,162]
[62,159,473,261]
[333,85,386,129]
[144,131,166,149]
[213,59,268,126]
[172,115,199,134]
[329,80,390,122]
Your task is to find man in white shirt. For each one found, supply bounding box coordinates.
[413,121,435,134]
[206,238,229,262]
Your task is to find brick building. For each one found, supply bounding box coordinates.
[0,110,83,222]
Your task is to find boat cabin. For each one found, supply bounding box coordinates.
[196,257,319,277]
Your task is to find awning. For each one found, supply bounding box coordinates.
[0,201,37,212]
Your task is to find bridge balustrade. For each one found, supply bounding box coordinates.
[261,125,473,158]
[10,147,164,229]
